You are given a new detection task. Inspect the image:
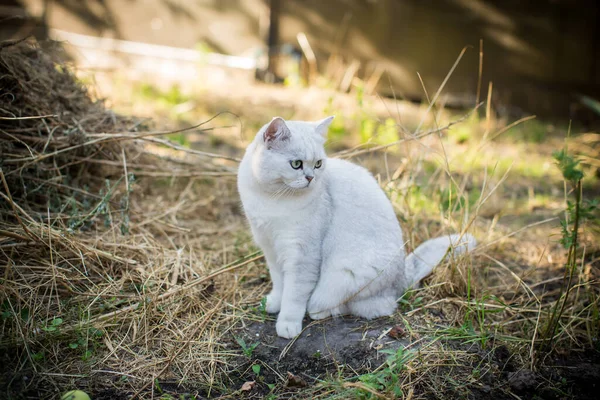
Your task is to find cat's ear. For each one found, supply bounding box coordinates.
[263,117,291,148]
[314,116,334,138]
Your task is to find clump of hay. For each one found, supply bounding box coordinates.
[0,40,135,211]
[0,40,250,398]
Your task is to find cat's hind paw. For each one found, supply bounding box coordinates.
[308,309,331,320]
[308,302,345,320]
[265,293,281,314]
[276,319,302,339]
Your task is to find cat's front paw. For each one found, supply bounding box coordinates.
[276,318,302,339]
[265,293,281,314]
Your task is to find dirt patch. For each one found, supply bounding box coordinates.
[225,314,600,400]
[223,317,406,396]
[246,316,405,369]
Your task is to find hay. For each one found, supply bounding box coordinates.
[0,40,135,213]
[0,39,253,398]
[0,39,235,215]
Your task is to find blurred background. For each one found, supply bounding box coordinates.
[2,0,599,122]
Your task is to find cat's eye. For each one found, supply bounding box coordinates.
[290,160,303,169]
[315,160,323,168]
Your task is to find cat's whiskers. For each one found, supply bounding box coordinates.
[270,185,292,201]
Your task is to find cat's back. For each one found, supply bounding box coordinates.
[325,158,390,203]
[321,157,403,272]
[327,158,399,228]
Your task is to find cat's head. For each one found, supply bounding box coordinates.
[250,116,333,193]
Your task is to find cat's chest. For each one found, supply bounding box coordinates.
[250,209,325,253]
[247,202,317,228]
[245,195,326,236]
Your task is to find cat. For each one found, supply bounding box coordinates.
[237,116,476,339]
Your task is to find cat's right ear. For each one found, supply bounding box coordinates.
[263,117,291,148]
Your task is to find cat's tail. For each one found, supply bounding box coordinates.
[405,234,476,288]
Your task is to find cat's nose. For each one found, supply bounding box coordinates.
[305,175,314,183]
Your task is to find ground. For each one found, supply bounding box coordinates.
[1,48,599,399]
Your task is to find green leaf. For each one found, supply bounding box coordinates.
[235,336,246,350]
[82,350,93,361]
[579,95,600,116]
[252,364,261,375]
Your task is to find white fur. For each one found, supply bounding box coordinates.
[237,117,476,339]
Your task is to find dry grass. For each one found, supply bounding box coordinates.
[0,39,257,398]
[1,39,599,399]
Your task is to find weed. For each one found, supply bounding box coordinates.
[249,297,268,321]
[351,347,414,399]
[438,321,492,346]
[235,336,259,358]
[397,289,424,311]
[31,351,45,362]
[42,317,63,333]
[154,379,163,394]
[541,143,599,351]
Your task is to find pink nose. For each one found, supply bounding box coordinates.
[305,176,314,183]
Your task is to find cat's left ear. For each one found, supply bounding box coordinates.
[314,116,334,138]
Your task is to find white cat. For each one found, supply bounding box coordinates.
[237,116,475,339]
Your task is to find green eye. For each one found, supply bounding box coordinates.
[290,160,303,169]
[315,160,323,168]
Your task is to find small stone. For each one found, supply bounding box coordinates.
[285,371,307,388]
[388,325,406,339]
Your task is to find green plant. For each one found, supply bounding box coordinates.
[69,327,104,361]
[397,289,423,311]
[248,297,269,321]
[258,297,267,320]
[252,364,261,376]
[462,296,503,348]
[541,144,598,351]
[438,321,492,346]
[352,347,414,398]
[154,379,163,394]
[42,317,63,332]
[235,336,259,358]
[32,351,45,362]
